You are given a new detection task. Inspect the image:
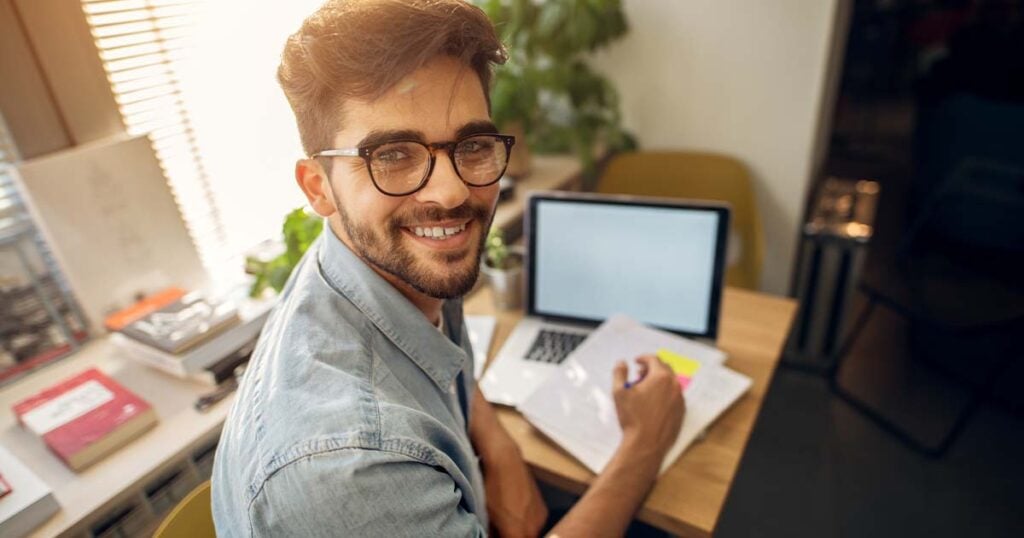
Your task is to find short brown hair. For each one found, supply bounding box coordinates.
[278,0,506,157]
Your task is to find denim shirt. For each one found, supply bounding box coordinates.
[211,227,487,537]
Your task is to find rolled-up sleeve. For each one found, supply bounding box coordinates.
[246,448,486,537]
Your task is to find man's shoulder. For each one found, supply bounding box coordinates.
[213,252,382,485]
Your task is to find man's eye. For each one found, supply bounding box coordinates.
[375,149,410,163]
[459,139,494,154]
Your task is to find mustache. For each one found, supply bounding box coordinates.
[392,202,490,227]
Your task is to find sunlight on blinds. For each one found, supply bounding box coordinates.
[81,0,310,284]
[81,0,229,280]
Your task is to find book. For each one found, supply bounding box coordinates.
[0,445,59,537]
[103,287,186,331]
[112,297,272,379]
[12,368,158,472]
[118,292,240,354]
[518,315,751,474]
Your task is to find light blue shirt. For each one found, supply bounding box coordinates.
[211,227,487,537]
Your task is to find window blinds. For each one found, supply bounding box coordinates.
[80,0,228,275]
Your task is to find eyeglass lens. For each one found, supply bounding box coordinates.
[368,135,508,195]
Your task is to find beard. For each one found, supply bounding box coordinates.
[334,193,492,299]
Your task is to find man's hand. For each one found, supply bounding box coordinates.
[470,389,547,537]
[612,354,686,459]
[545,355,687,537]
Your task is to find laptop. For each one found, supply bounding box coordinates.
[480,191,731,407]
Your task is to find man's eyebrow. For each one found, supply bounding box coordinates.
[357,129,425,148]
[356,121,498,149]
[455,121,499,139]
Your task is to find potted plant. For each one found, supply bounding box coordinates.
[477,0,637,185]
[480,227,524,309]
[245,208,323,298]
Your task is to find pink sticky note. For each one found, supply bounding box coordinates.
[678,374,692,390]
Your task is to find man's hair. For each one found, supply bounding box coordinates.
[278,0,506,157]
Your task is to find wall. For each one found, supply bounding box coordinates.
[590,0,845,294]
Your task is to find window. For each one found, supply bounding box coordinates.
[80,0,310,283]
[81,0,230,277]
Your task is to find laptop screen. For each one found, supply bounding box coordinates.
[527,194,729,338]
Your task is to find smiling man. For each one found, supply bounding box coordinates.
[211,1,684,537]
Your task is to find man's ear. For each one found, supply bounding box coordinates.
[295,159,337,217]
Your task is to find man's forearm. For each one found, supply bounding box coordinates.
[469,387,516,459]
[547,435,662,538]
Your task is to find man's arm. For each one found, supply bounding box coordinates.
[470,387,549,537]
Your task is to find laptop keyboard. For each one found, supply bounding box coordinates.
[524,329,588,364]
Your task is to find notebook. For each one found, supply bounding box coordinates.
[518,314,751,474]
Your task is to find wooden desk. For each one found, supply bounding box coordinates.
[0,339,234,537]
[464,286,796,537]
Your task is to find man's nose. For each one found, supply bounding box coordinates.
[413,152,470,209]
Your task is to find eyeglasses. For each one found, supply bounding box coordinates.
[311,134,516,197]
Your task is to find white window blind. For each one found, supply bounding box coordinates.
[80,0,310,284]
[80,0,229,277]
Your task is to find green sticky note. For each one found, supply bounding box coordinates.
[656,348,701,377]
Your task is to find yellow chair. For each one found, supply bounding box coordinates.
[596,151,765,290]
[153,480,215,538]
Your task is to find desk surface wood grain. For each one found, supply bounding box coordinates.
[464,286,796,537]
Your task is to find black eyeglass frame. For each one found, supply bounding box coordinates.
[311,134,516,197]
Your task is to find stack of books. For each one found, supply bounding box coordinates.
[108,289,273,385]
[11,368,158,472]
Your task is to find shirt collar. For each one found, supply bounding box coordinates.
[316,225,467,390]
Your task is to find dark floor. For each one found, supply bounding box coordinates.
[716,364,1024,538]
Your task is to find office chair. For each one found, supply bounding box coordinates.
[153,480,215,538]
[596,151,764,290]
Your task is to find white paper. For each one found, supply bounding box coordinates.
[518,314,751,474]
[465,315,496,379]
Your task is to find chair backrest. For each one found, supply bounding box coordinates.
[153,480,215,538]
[596,151,764,289]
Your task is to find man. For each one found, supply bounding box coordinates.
[211,1,685,536]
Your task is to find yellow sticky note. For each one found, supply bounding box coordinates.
[656,348,701,377]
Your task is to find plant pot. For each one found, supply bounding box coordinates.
[481,254,524,310]
[504,122,532,178]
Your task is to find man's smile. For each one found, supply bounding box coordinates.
[401,219,474,251]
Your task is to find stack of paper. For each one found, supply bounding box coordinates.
[518,315,752,474]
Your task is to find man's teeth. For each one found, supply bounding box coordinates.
[412,223,467,239]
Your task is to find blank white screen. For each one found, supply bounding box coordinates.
[533,200,720,334]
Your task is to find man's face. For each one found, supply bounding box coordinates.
[315,57,500,299]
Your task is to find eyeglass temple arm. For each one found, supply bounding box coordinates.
[311,148,360,158]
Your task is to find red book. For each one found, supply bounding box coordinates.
[12,368,158,472]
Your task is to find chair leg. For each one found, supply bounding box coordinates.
[826,300,1008,458]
